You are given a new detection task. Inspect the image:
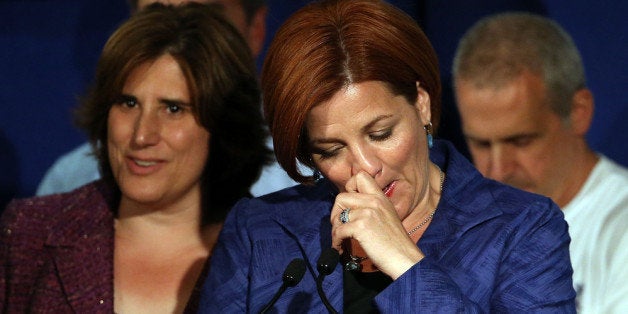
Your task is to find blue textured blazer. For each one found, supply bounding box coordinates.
[200,141,576,313]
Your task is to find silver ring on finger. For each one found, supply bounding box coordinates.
[340,208,351,224]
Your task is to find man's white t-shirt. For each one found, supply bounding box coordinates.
[563,155,628,314]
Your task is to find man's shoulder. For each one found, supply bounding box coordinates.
[597,155,628,183]
[576,155,628,204]
[36,142,100,195]
[250,161,313,197]
[565,155,628,226]
[50,142,98,171]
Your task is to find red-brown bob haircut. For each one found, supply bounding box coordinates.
[261,0,441,184]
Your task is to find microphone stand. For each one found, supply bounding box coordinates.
[259,258,306,314]
[316,248,340,314]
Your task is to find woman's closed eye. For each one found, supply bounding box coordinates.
[369,128,392,141]
[312,145,343,160]
[312,129,393,160]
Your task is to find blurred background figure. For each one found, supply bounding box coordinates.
[131,0,267,58]
[35,0,300,198]
[453,12,628,313]
[1,3,270,312]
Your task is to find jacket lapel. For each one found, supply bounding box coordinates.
[45,186,115,313]
[424,140,504,259]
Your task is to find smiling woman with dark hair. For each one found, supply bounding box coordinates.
[0,3,270,313]
[200,0,576,312]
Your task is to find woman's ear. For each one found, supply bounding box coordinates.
[415,81,431,125]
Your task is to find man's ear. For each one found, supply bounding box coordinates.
[415,81,431,125]
[569,88,594,136]
[246,6,267,58]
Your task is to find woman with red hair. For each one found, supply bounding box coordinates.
[200,0,576,312]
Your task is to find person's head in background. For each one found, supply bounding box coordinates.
[76,2,271,224]
[452,12,596,207]
[129,0,267,58]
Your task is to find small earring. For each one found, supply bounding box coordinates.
[313,169,322,181]
[424,122,433,148]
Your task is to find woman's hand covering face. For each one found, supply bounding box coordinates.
[306,81,436,279]
[330,171,424,279]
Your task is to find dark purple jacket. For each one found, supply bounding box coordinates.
[0,181,203,313]
[1,181,115,312]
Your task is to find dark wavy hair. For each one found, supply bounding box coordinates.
[261,0,441,184]
[76,2,271,224]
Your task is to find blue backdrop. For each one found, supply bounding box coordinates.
[1,0,626,209]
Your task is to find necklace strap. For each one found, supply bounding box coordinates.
[407,166,444,236]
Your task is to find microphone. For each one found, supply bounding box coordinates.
[259,258,306,314]
[316,248,340,314]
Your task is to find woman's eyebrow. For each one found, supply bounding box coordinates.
[361,114,393,132]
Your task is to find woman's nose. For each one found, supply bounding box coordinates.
[350,144,382,178]
[132,110,160,147]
